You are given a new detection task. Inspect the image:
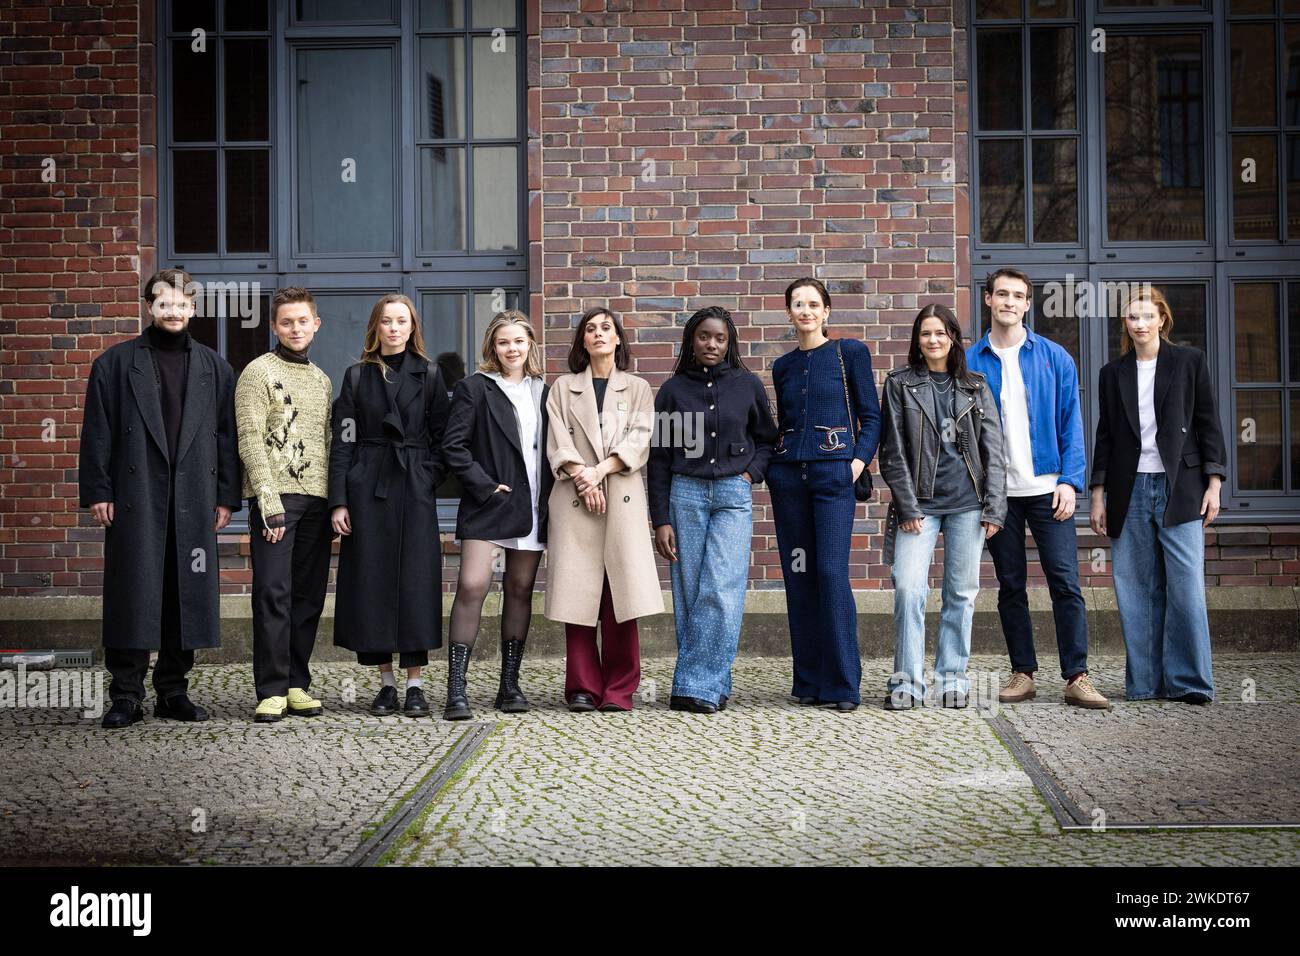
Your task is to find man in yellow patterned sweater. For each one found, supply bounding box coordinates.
[235,287,334,723]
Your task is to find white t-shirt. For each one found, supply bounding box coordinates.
[992,339,1061,497]
[1136,358,1164,473]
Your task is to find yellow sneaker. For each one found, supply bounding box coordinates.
[286,687,323,716]
[255,695,287,723]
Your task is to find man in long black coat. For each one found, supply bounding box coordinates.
[78,268,241,728]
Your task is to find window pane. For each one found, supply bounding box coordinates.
[1237,390,1283,491]
[1291,136,1300,240]
[171,39,216,142]
[420,293,467,370]
[224,0,269,31]
[1107,283,1206,363]
[225,39,269,142]
[1031,138,1078,243]
[295,48,397,255]
[1231,24,1277,128]
[420,38,466,140]
[172,150,218,254]
[420,146,467,250]
[419,0,466,28]
[472,35,518,138]
[1030,0,1075,15]
[472,146,518,250]
[977,30,1023,130]
[1031,282,1081,376]
[1292,392,1300,491]
[311,293,400,397]
[1105,33,1206,242]
[1101,0,1204,6]
[295,0,395,22]
[1232,135,1279,240]
[978,140,1025,243]
[1286,26,1300,125]
[975,0,1019,16]
[1030,28,1075,130]
[473,290,520,352]
[1235,282,1281,383]
[1230,0,1275,12]
[1290,282,1300,382]
[225,150,270,253]
[172,0,216,32]
[471,0,516,29]
[224,291,272,379]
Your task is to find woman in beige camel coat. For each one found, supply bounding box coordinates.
[545,307,664,712]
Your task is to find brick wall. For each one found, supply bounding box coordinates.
[535,0,965,590]
[0,0,150,596]
[2,0,1297,599]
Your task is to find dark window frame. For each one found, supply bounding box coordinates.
[971,1,1300,522]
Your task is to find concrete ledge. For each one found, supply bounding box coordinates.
[2,588,1295,662]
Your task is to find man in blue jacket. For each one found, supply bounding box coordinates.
[966,268,1109,709]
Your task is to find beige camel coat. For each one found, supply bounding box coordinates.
[544,367,665,626]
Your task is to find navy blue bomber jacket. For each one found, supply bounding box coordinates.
[771,338,881,466]
[647,362,778,528]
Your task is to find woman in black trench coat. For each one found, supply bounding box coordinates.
[328,293,451,718]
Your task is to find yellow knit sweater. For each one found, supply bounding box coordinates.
[235,352,333,522]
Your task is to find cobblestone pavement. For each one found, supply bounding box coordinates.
[1,655,1297,866]
[0,665,468,866]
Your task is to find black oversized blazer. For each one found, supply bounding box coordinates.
[1090,342,1227,539]
[442,371,553,543]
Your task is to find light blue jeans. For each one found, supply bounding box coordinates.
[1112,473,1215,701]
[668,475,753,705]
[888,509,986,702]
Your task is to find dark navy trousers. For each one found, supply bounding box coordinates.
[768,459,861,704]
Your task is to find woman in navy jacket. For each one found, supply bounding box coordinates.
[1089,287,1226,704]
[769,278,881,710]
[442,310,552,720]
[648,306,777,713]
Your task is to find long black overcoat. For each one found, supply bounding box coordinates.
[328,353,450,654]
[78,333,241,650]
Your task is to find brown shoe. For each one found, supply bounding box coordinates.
[998,672,1036,703]
[1064,673,1111,710]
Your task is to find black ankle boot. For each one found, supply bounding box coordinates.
[443,642,472,721]
[494,639,530,714]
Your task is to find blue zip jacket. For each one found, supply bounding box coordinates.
[965,326,1086,494]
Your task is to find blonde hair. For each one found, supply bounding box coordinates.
[361,293,429,380]
[1118,285,1174,354]
[479,309,543,378]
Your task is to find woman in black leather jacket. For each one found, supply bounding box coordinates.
[879,305,1006,710]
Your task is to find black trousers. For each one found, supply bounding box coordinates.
[250,494,332,700]
[106,505,193,704]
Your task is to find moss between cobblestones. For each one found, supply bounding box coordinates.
[377,727,499,866]
[358,728,472,860]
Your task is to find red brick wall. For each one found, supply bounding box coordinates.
[0,0,149,595]
[2,0,1297,598]
[535,0,966,589]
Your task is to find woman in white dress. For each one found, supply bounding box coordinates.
[441,310,552,720]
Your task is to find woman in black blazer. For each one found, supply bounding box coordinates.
[441,310,552,720]
[1089,287,1227,704]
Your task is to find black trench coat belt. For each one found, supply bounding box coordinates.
[362,436,428,500]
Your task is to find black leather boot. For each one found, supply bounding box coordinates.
[442,643,472,721]
[494,639,530,713]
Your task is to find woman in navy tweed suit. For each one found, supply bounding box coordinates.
[768,278,881,710]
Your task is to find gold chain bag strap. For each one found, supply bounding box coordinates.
[835,340,873,502]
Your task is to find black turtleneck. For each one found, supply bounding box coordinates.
[145,323,191,463]
[275,341,310,364]
[380,350,405,372]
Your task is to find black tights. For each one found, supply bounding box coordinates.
[447,540,543,650]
